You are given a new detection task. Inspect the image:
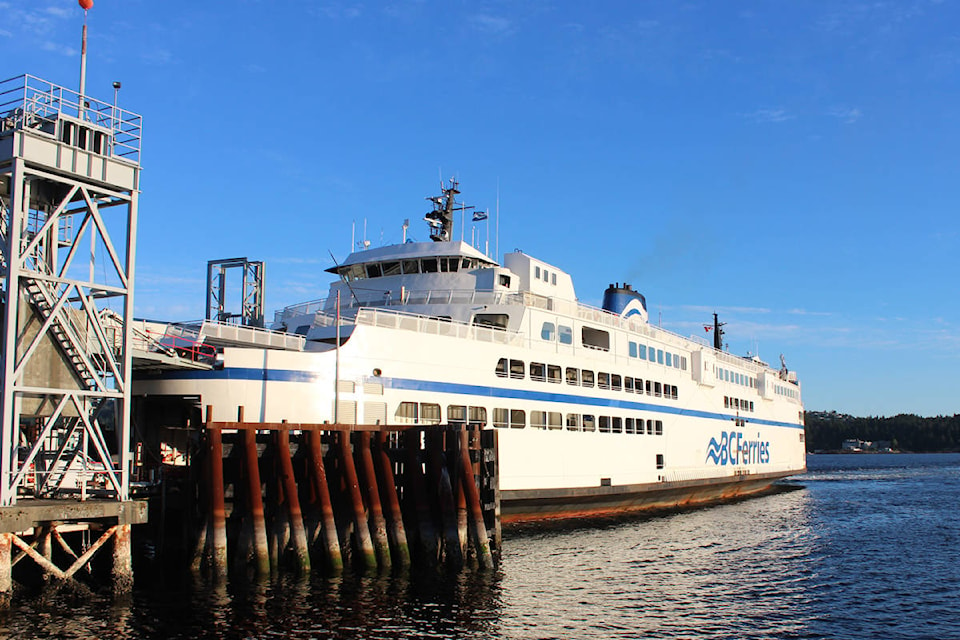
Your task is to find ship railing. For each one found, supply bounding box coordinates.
[353,307,524,346]
[0,74,143,163]
[274,287,773,374]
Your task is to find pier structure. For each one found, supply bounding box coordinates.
[135,398,500,578]
[0,74,147,600]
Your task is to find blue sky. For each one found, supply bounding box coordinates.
[3,1,959,417]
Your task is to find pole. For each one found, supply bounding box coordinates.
[79,10,88,118]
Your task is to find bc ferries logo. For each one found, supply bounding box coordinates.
[706,431,771,465]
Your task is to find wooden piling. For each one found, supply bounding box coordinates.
[238,408,271,577]
[375,431,410,567]
[404,429,438,565]
[0,533,11,607]
[112,524,134,593]
[276,428,311,574]
[429,429,462,569]
[337,431,377,569]
[460,428,494,569]
[306,429,343,571]
[358,431,391,570]
[206,406,228,580]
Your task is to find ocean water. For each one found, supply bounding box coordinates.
[2,453,959,640]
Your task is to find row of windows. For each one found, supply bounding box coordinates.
[495,407,664,435]
[540,322,574,344]
[394,401,666,436]
[716,366,757,389]
[627,341,688,371]
[533,266,558,285]
[496,358,680,399]
[776,384,799,399]
[337,256,486,281]
[725,396,755,412]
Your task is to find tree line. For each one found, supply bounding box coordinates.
[804,411,960,452]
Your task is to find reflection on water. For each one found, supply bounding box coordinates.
[2,454,959,640]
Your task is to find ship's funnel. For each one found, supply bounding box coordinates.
[602,283,647,321]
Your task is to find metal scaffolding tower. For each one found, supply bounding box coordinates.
[0,74,142,506]
[206,257,265,328]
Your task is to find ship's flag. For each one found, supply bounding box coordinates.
[472,210,488,222]
[704,326,713,332]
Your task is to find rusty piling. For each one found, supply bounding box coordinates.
[306,429,343,571]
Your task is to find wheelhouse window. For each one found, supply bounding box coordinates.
[381,261,401,276]
[402,259,420,274]
[421,258,438,272]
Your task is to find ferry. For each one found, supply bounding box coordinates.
[135,180,806,523]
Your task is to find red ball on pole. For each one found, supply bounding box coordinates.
[78,0,93,10]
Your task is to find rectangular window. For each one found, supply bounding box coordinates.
[558,325,573,345]
[422,258,438,273]
[749,401,754,412]
[552,273,557,285]
[598,372,610,390]
[543,269,549,282]
[598,416,610,433]
[495,358,508,378]
[510,409,525,429]
[530,362,546,382]
[582,370,595,388]
[566,413,580,431]
[535,266,541,279]
[612,417,622,434]
[645,380,652,395]
[611,374,622,392]
[548,412,563,430]
[421,403,441,425]
[402,259,420,274]
[499,274,511,287]
[725,396,730,408]
[510,359,524,379]
[657,349,664,365]
[656,454,665,469]
[636,378,644,394]
[493,408,509,429]
[671,385,679,399]
[582,414,596,432]
[447,405,466,424]
[468,406,487,426]
[681,356,687,371]
[547,365,562,384]
[654,382,662,397]
[655,420,663,435]
[531,410,547,429]
[625,377,634,393]
[582,326,611,351]
[625,418,635,434]
[647,419,654,435]
[629,341,638,358]
[566,367,579,385]
[673,354,680,369]
[639,344,647,360]
[665,352,672,367]
[396,401,418,424]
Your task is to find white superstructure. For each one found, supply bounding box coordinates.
[135,180,806,522]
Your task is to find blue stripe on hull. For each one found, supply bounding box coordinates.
[141,366,802,430]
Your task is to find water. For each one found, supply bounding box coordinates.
[3,453,959,640]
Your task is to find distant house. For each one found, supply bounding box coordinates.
[841,439,871,452]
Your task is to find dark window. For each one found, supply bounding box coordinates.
[612,417,622,434]
[468,406,487,426]
[655,420,663,435]
[654,382,662,397]
[365,263,383,278]
[646,419,654,435]
[294,325,310,336]
[611,374,622,392]
[582,370,595,388]
[656,454,665,469]
[645,380,652,395]
[625,418,635,434]
[474,314,510,330]
[499,274,511,287]
[565,367,579,385]
[510,409,525,429]
[583,415,596,432]
[421,258,438,272]
[509,359,524,379]
[636,378,644,394]
[448,405,466,424]
[495,358,508,378]
[599,416,610,433]
[530,362,546,382]
[598,372,610,390]
[401,259,420,274]
[625,377,634,393]
[582,326,610,351]
[547,365,562,384]
[566,414,580,431]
